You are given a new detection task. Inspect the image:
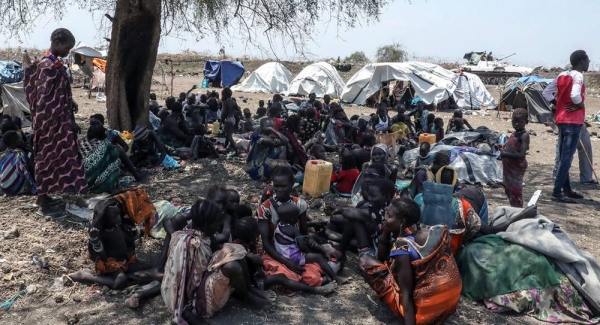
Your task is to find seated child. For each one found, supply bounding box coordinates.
[447,109,473,134]
[0,130,36,195]
[240,108,254,133]
[448,117,469,133]
[275,202,350,284]
[415,142,433,168]
[232,216,338,295]
[331,148,360,195]
[389,114,410,135]
[131,125,175,167]
[432,117,444,142]
[309,144,327,160]
[425,113,435,133]
[90,113,130,152]
[255,100,267,119]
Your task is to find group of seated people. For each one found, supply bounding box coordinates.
[8,87,600,325]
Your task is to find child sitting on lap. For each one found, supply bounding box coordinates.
[275,202,350,284]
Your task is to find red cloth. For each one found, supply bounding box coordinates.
[331,168,360,194]
[273,117,284,131]
[555,73,585,125]
[261,254,323,287]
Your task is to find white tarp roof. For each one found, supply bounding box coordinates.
[232,62,292,94]
[71,42,103,58]
[341,62,458,105]
[285,61,345,98]
[454,72,495,109]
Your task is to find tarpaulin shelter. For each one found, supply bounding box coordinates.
[455,72,496,109]
[1,82,31,127]
[285,62,345,98]
[0,61,23,84]
[71,42,106,91]
[341,62,458,105]
[500,76,554,123]
[232,62,292,93]
[203,60,245,88]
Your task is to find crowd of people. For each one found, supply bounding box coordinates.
[4,27,600,325]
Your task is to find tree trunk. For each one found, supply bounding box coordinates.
[106,0,161,131]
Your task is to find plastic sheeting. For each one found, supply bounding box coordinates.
[454,72,495,109]
[0,61,23,84]
[402,144,502,186]
[232,62,292,93]
[203,60,245,88]
[500,76,554,123]
[0,82,31,127]
[285,62,345,98]
[341,62,457,105]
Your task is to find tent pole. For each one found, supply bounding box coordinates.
[579,139,599,183]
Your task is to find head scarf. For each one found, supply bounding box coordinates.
[435,166,457,187]
[133,125,149,141]
[371,144,389,164]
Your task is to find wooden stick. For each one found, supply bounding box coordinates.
[579,139,599,183]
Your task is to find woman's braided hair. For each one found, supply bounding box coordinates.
[191,199,223,232]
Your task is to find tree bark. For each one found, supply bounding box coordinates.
[106,0,161,131]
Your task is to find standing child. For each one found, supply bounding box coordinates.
[275,202,350,284]
[242,108,254,133]
[500,108,530,207]
[256,100,267,119]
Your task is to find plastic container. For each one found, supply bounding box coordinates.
[419,133,436,145]
[212,121,220,135]
[302,160,333,198]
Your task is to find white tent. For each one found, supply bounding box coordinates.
[285,61,345,98]
[341,62,458,105]
[454,72,496,109]
[1,82,31,127]
[232,62,292,93]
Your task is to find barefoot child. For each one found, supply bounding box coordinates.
[432,117,444,142]
[500,108,530,207]
[275,202,350,284]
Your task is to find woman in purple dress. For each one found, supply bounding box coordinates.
[23,28,88,215]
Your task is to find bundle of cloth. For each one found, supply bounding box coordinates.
[457,206,600,324]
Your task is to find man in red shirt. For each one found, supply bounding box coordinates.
[542,50,590,203]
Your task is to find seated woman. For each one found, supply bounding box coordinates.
[89,113,129,152]
[359,198,462,325]
[337,179,396,259]
[245,117,289,181]
[68,192,160,289]
[324,106,352,145]
[407,151,449,198]
[299,107,321,144]
[159,102,194,148]
[371,103,391,133]
[350,116,371,145]
[351,144,398,206]
[256,166,324,288]
[162,199,271,323]
[130,125,172,168]
[81,123,144,193]
[0,130,36,195]
[280,114,308,168]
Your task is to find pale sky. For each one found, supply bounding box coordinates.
[0,0,597,68]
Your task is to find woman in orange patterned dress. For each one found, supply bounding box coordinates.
[359,198,462,325]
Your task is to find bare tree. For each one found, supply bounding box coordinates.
[0,0,393,130]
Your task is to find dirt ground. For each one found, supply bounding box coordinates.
[2,73,600,325]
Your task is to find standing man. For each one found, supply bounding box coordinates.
[543,50,590,203]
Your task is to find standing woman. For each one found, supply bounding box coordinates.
[23,29,88,215]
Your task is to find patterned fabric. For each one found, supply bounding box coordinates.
[112,187,156,236]
[81,138,121,194]
[245,133,282,181]
[23,57,88,195]
[94,255,136,274]
[502,130,528,207]
[485,276,600,324]
[389,234,421,261]
[161,230,245,322]
[448,198,482,256]
[364,226,462,325]
[299,118,321,143]
[0,149,36,195]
